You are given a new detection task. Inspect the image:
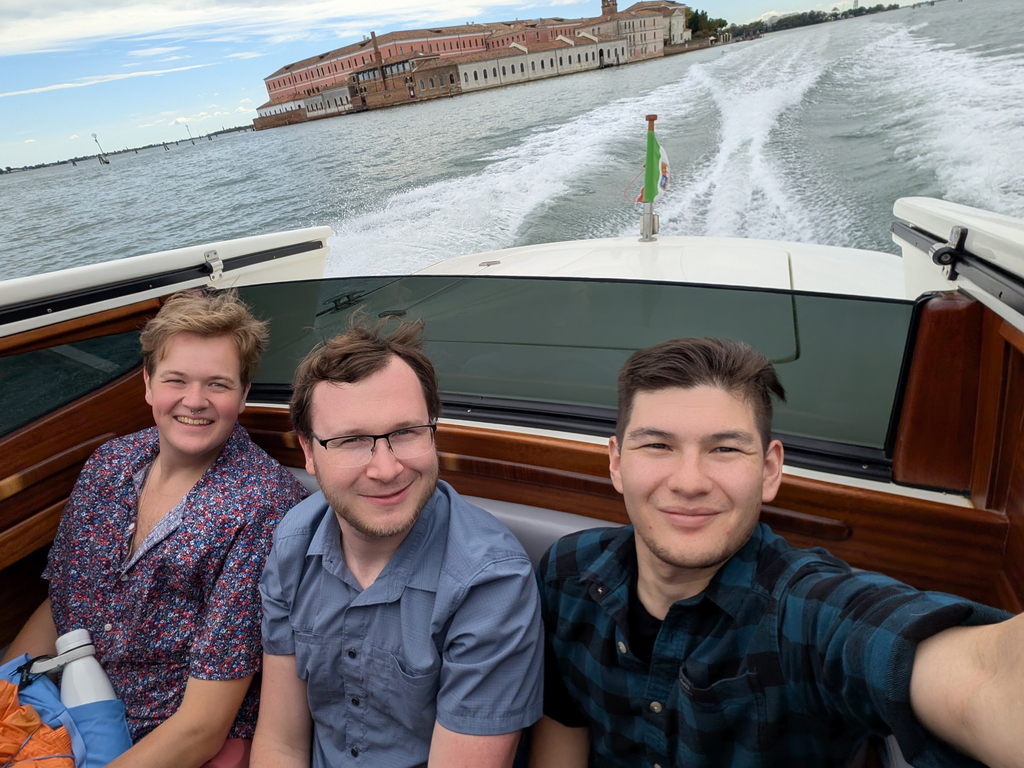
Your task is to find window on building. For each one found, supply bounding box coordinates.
[493,67,497,77]
[450,74,456,84]
[540,59,544,69]
[531,61,536,71]
[473,70,478,80]
[464,72,469,82]
[502,65,507,75]
[420,79,425,90]
[550,58,554,67]
[577,54,581,62]
[430,77,435,88]
[585,52,589,61]
[559,56,563,65]
[520,63,525,72]
[483,69,487,79]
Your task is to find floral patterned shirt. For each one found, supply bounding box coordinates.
[45,423,308,741]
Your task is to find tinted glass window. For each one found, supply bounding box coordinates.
[240,277,913,451]
[0,332,143,437]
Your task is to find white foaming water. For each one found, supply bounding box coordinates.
[647,32,833,242]
[327,72,704,275]
[856,23,1024,217]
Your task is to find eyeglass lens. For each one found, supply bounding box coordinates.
[325,427,435,467]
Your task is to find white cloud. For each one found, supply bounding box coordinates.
[25,139,36,143]
[159,54,190,61]
[235,105,254,113]
[69,134,79,138]
[138,122,155,127]
[225,51,264,58]
[0,64,212,99]
[239,97,251,103]
[129,45,183,57]
[0,0,529,57]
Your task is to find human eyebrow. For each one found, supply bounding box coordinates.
[624,427,673,443]
[705,430,758,447]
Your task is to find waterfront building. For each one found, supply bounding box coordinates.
[253,1,683,130]
[456,34,629,93]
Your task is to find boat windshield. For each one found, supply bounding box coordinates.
[240,276,916,479]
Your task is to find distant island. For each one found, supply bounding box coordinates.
[1,125,253,175]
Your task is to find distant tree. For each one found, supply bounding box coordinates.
[685,7,729,37]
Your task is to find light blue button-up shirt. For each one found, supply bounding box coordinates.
[260,480,544,768]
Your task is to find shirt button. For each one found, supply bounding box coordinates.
[347,649,357,659]
[617,641,627,654]
[104,623,113,631]
[120,574,128,582]
[649,701,663,713]
[351,697,360,706]
[350,747,359,757]
[128,523,136,531]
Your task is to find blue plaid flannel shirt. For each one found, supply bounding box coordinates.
[538,523,1010,768]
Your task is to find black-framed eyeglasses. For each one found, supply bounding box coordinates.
[311,424,437,467]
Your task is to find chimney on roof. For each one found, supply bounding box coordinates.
[370,31,387,85]
[602,0,617,16]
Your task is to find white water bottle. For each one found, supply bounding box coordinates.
[55,629,117,707]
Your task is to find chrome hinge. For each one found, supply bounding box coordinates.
[204,250,224,282]
[928,226,967,280]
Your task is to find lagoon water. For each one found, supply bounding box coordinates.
[2,0,1023,280]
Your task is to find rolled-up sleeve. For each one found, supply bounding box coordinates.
[435,555,545,736]
[259,534,297,656]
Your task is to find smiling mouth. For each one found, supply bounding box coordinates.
[175,416,212,426]
[362,484,412,505]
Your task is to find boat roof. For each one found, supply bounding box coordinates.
[415,235,907,299]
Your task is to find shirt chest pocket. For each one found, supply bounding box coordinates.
[674,670,767,766]
[368,651,439,734]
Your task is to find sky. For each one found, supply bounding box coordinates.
[1,0,848,168]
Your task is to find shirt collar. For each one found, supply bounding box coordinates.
[305,482,447,600]
[580,522,767,620]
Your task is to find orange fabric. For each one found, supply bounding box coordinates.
[0,680,75,767]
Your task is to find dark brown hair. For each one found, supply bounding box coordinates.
[616,337,786,451]
[140,289,268,388]
[290,319,441,440]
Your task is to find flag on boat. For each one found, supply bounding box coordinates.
[637,123,669,203]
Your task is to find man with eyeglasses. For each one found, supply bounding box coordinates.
[252,321,544,768]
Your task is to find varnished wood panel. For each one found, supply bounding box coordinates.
[0,500,65,572]
[242,410,1013,607]
[0,300,161,358]
[0,370,153,567]
[892,293,983,491]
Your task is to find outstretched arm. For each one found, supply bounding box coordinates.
[910,612,1024,768]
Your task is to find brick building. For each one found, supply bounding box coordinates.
[254,1,684,130]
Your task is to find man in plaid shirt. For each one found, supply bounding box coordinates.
[532,338,1024,768]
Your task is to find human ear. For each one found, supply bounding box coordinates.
[298,434,317,476]
[608,436,624,495]
[761,439,784,503]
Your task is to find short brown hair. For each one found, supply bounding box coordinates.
[140,289,268,388]
[290,319,441,440]
[616,337,786,451]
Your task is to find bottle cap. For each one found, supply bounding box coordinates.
[55,629,94,655]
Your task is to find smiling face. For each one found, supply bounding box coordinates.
[609,384,784,579]
[143,332,249,469]
[298,356,439,543]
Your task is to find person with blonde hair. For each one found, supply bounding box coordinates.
[4,289,307,768]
